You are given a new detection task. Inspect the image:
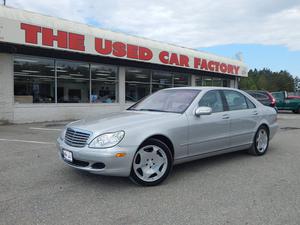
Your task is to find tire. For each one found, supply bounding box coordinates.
[248,125,269,156]
[130,138,173,186]
[293,108,300,114]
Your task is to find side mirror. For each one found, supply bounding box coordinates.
[195,106,212,117]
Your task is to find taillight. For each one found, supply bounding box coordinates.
[271,97,276,104]
[270,95,276,107]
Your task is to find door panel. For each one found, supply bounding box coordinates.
[226,109,259,147]
[223,90,259,147]
[187,90,230,156]
[188,113,230,156]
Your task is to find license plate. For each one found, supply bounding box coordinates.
[63,150,73,162]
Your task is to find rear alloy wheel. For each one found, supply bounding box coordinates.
[248,125,269,156]
[130,138,173,186]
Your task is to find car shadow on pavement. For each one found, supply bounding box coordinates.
[277,111,294,114]
[70,169,133,188]
[64,150,251,188]
[169,150,252,183]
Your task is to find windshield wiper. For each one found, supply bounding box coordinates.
[139,109,168,112]
[138,109,181,113]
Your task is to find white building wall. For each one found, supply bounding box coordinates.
[191,75,197,86]
[118,66,126,107]
[230,79,237,88]
[13,103,125,123]
[0,54,14,123]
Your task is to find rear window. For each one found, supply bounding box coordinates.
[223,90,248,111]
[255,92,269,101]
[247,91,269,101]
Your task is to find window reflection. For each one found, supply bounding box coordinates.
[13,55,232,105]
[203,77,213,86]
[14,56,55,103]
[125,68,151,102]
[195,76,230,87]
[174,73,190,87]
[152,70,172,93]
[57,60,90,103]
[223,79,230,87]
[213,78,222,87]
[91,64,118,103]
[195,76,203,86]
[126,69,191,102]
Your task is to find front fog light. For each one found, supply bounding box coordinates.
[89,131,125,149]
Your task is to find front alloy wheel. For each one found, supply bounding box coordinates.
[130,138,172,186]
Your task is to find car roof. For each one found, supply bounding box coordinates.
[244,90,269,93]
[166,86,240,91]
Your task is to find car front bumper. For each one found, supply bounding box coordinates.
[57,138,136,177]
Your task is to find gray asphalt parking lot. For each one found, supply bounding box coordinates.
[0,113,300,225]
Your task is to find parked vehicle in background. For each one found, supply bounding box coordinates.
[272,91,300,113]
[288,96,300,100]
[245,90,277,109]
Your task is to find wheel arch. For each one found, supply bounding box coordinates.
[138,134,175,159]
[251,121,270,141]
[258,123,270,136]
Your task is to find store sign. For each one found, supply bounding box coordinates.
[0,18,247,76]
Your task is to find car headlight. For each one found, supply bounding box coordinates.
[89,131,125,149]
[59,128,67,141]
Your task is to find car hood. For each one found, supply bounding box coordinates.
[67,110,181,134]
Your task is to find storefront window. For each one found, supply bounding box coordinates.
[174,73,190,87]
[14,55,119,104]
[213,78,223,87]
[14,55,232,104]
[14,56,55,103]
[196,76,231,87]
[203,77,213,86]
[91,64,118,103]
[126,68,193,102]
[125,68,151,103]
[152,70,172,93]
[195,76,203,86]
[223,79,230,87]
[57,60,90,103]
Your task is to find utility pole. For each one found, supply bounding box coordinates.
[3,0,6,6]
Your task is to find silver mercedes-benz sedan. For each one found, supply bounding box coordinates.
[57,87,278,186]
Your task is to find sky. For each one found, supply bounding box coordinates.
[4,0,300,77]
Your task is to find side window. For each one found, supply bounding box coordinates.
[273,93,284,102]
[223,90,248,111]
[256,92,269,101]
[246,97,256,109]
[248,92,256,98]
[199,91,224,113]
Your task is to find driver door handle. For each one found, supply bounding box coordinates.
[252,111,258,115]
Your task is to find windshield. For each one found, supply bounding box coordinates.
[128,89,200,113]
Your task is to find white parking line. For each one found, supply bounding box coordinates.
[29,127,62,131]
[0,138,55,145]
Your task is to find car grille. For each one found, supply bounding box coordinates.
[64,128,91,148]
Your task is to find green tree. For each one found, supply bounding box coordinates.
[239,68,295,92]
